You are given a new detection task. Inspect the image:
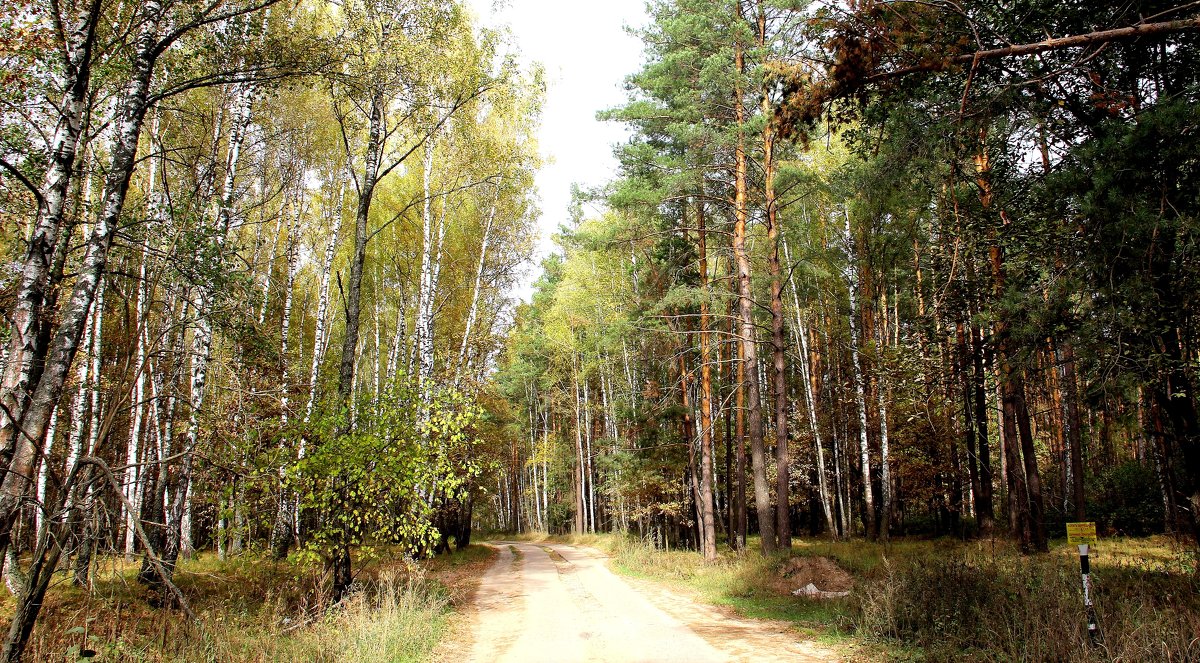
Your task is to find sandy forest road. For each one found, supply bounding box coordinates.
[444,541,838,663]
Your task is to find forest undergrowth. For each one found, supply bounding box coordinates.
[0,545,495,662]
[527,532,1200,662]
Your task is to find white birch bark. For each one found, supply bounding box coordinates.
[875,327,892,541]
[123,170,156,556]
[34,408,58,536]
[269,196,303,555]
[455,192,497,379]
[85,278,104,457]
[278,198,303,425]
[572,356,585,534]
[63,303,96,512]
[386,293,406,381]
[258,211,285,325]
[372,273,382,408]
[0,0,102,465]
[302,177,344,429]
[844,210,876,537]
[541,416,549,530]
[180,496,194,557]
[168,78,255,565]
[415,137,437,406]
[0,0,168,550]
[583,378,595,533]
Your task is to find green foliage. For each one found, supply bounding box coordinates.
[297,378,485,562]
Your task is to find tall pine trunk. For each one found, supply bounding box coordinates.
[733,6,775,554]
[976,140,1046,553]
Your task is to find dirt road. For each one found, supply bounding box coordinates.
[453,541,837,663]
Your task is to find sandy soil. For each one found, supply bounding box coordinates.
[442,541,838,663]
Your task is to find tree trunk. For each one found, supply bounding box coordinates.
[416,136,438,406]
[732,277,747,550]
[733,7,775,554]
[573,357,586,534]
[971,323,996,532]
[456,190,497,379]
[271,197,304,559]
[1058,339,1086,520]
[164,77,255,575]
[875,331,892,542]
[0,0,102,497]
[976,139,1045,553]
[764,121,790,551]
[695,198,718,561]
[124,146,157,558]
[331,89,385,601]
[0,0,164,556]
[844,211,877,539]
[957,321,984,530]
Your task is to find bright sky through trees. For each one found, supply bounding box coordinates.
[466,0,648,300]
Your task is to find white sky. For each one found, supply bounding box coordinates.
[466,0,649,301]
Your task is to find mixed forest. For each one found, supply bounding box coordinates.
[495,0,1200,560]
[0,0,1199,660]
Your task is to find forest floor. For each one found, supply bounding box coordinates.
[0,544,497,662]
[433,540,838,662]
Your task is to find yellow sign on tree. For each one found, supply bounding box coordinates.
[1067,522,1097,545]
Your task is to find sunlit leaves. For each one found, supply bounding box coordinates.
[296,376,485,560]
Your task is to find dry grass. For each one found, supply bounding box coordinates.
[0,545,496,662]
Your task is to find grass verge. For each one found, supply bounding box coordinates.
[0,544,496,662]
[511,531,1198,662]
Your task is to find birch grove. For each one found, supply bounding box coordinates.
[0,0,541,654]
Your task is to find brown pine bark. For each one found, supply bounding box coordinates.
[675,327,699,547]
[733,4,775,554]
[976,140,1046,552]
[757,0,790,551]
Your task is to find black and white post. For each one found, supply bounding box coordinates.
[1078,543,1101,646]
